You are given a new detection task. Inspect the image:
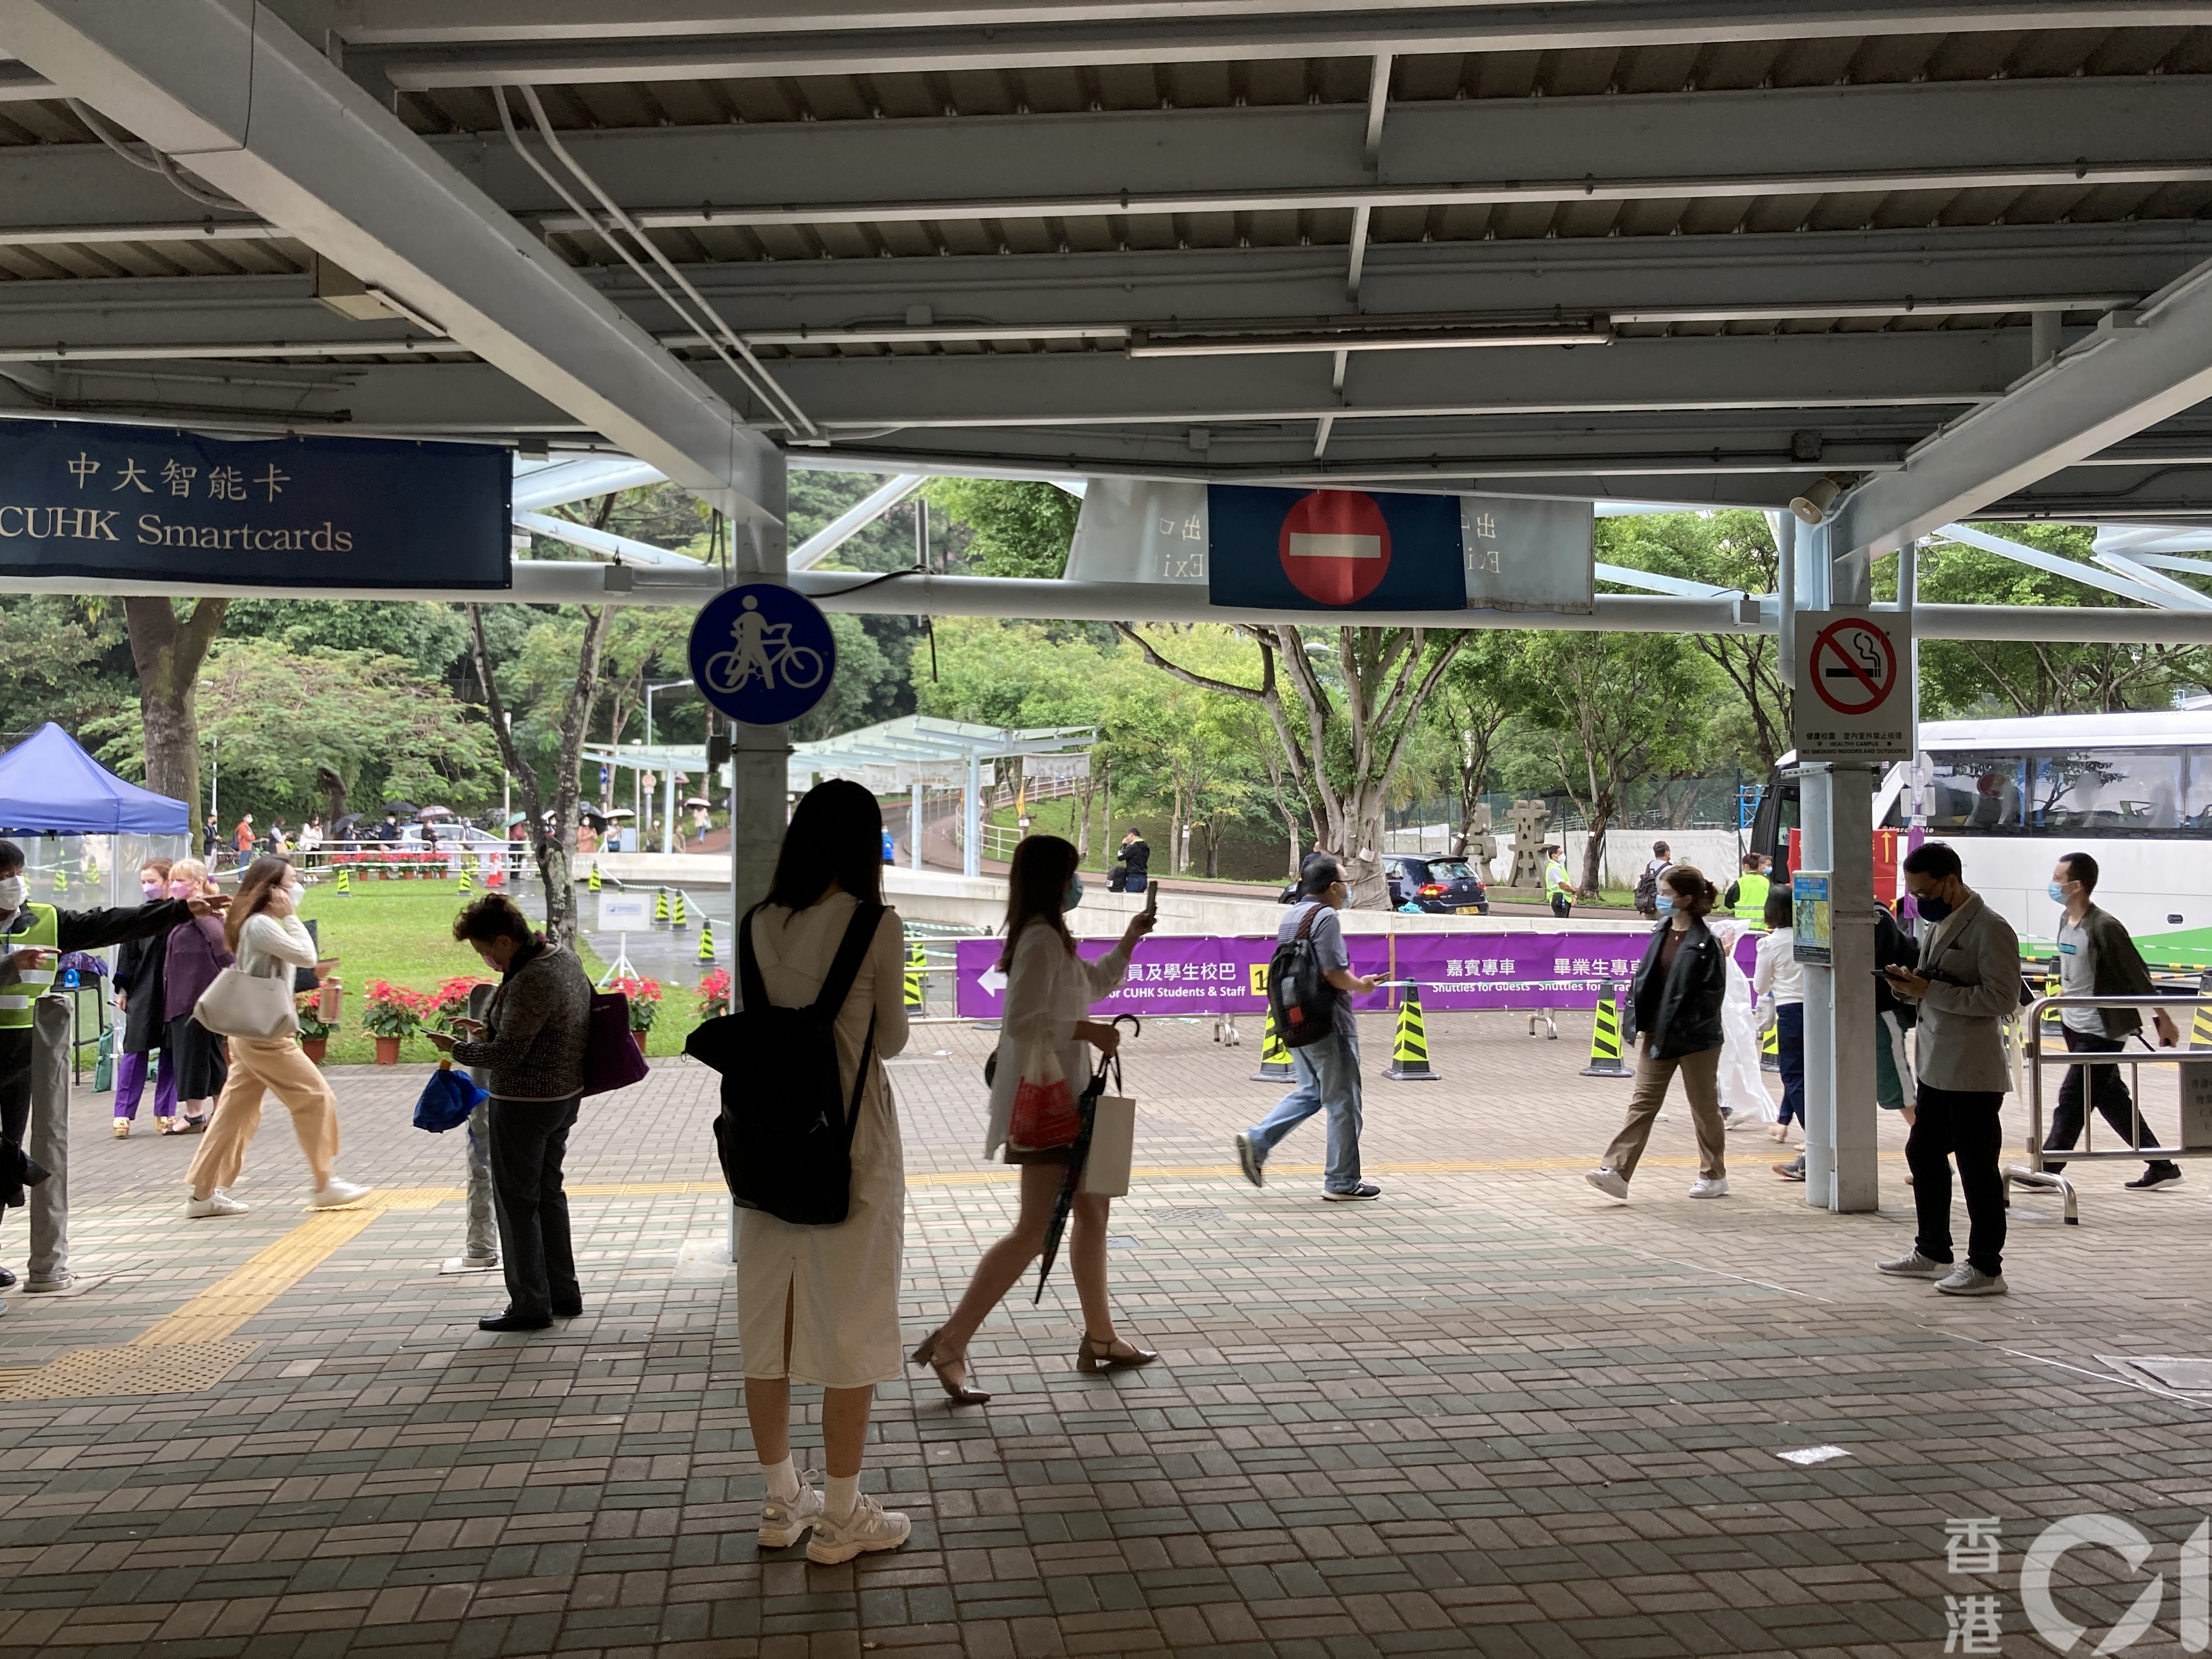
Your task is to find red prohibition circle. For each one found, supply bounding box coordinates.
[1809,617,1897,715]
[1278,490,1391,605]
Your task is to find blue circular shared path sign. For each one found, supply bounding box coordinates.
[687,582,838,727]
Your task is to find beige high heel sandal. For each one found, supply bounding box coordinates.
[909,1329,991,1404]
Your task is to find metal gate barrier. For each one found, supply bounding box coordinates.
[2003,992,2212,1226]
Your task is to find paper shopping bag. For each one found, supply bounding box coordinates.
[1080,1094,1136,1196]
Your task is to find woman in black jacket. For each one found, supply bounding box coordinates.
[1585,865,1733,1203]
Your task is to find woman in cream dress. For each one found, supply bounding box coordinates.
[735,780,913,1565]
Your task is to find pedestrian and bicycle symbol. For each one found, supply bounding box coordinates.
[1809,617,1898,716]
[1790,609,1911,762]
[687,582,837,726]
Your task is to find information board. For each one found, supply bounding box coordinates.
[1792,871,1832,966]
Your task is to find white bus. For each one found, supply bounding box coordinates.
[1754,709,2212,966]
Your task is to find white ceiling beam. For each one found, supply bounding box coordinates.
[1594,563,1739,599]
[789,472,927,570]
[512,455,667,511]
[515,512,703,568]
[351,3,2212,83]
[466,80,2212,235]
[0,0,782,532]
[2095,549,2212,609]
[1835,261,2212,557]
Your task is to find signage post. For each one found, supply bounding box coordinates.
[1790,607,1910,1215]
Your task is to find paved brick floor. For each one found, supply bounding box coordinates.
[0,1008,2205,1658]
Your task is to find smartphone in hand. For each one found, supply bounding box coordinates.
[1141,879,1158,919]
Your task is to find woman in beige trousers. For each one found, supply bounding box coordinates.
[185,856,373,1218]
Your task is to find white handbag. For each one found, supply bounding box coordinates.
[193,967,298,1041]
[1081,1092,1137,1197]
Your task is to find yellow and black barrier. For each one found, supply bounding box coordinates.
[653,887,669,927]
[697,918,716,964]
[1581,980,1633,1078]
[1385,981,1437,1081]
[1760,1014,1779,1073]
[588,861,601,893]
[670,890,689,930]
[456,861,472,895]
[1250,1008,1294,1082]
[335,866,349,896]
[904,943,927,1011]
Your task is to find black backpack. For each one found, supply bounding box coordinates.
[1633,862,1667,914]
[685,900,884,1226]
[1267,902,1340,1048]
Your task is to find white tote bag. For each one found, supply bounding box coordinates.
[194,967,298,1041]
[1081,1092,1137,1197]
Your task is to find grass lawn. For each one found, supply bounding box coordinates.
[297,879,703,1065]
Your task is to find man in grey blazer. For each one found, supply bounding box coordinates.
[1877,842,2021,1297]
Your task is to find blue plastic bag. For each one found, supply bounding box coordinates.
[414,1063,486,1133]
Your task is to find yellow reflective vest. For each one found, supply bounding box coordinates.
[1544,858,1572,896]
[1731,870,1771,922]
[0,903,59,1028]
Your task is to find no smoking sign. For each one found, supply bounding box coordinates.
[1790,610,1911,762]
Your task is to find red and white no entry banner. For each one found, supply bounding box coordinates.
[1277,489,1392,605]
[1791,610,1912,763]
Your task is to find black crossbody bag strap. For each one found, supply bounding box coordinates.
[735,902,770,1015]
[813,902,888,1146]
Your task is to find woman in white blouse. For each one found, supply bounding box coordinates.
[911,834,1155,1404]
[184,856,371,1218]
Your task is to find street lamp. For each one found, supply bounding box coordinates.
[198,678,216,857]
[644,679,691,856]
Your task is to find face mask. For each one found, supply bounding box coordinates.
[1655,895,1675,915]
[1916,893,1953,923]
[142,882,165,899]
[2047,882,2069,905]
[170,881,196,900]
[0,876,21,911]
[1061,874,1085,912]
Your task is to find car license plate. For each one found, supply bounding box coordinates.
[1457,905,1482,914]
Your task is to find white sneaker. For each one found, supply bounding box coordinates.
[1687,1177,1730,1199]
[1877,1249,1946,1278]
[1584,1167,1629,1202]
[186,1192,248,1218]
[805,1491,911,1564]
[309,1179,373,1209]
[758,1477,824,1549]
[1934,1265,2008,1297]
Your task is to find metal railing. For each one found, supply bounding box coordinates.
[2003,992,2212,1225]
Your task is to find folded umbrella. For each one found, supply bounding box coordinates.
[414,1058,486,1133]
[1033,1016,1139,1304]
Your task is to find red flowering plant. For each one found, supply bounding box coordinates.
[697,967,731,1018]
[361,979,431,1040]
[610,974,663,1032]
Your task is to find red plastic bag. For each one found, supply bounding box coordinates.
[1007,1039,1080,1152]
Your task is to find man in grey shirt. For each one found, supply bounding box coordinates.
[2045,850,2181,1190]
[1877,842,2021,1297]
[1234,856,1383,1200]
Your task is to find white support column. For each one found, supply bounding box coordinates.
[1830,765,1880,1213]
[909,781,923,872]
[662,767,676,855]
[1799,762,1836,1207]
[727,473,791,914]
[962,755,982,879]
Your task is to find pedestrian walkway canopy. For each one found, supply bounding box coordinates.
[792,716,1096,796]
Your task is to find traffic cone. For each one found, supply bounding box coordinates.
[335,865,350,896]
[1760,1014,1780,1073]
[1385,981,1437,1081]
[2193,970,2212,1051]
[1581,980,1633,1077]
[52,867,66,897]
[904,941,927,1012]
[670,890,688,930]
[588,861,601,893]
[696,918,716,964]
[1250,1008,1294,1081]
[457,862,472,894]
[653,888,669,927]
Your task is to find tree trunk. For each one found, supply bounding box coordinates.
[317,767,348,825]
[1203,821,1221,878]
[1578,791,1617,897]
[468,600,616,950]
[123,597,229,811]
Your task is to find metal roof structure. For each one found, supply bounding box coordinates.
[584,716,1093,795]
[2,3,2212,545]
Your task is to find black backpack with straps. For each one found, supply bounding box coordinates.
[1267,901,1340,1048]
[685,899,884,1226]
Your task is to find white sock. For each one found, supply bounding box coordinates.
[825,1472,860,1521]
[761,1457,800,1502]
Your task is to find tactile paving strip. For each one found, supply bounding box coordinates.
[0,1340,260,1400]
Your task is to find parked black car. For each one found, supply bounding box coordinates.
[1386,854,1490,914]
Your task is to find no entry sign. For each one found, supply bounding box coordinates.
[1278,490,1391,606]
[1790,610,1911,761]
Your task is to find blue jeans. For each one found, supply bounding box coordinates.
[1246,1028,1364,1191]
[1775,1002,1806,1128]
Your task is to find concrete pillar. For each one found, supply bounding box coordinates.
[723,470,791,913]
[1830,767,1880,1213]
[962,754,982,878]
[662,765,676,856]
[910,781,923,871]
[26,996,71,1290]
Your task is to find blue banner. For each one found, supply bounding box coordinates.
[1207,484,1465,611]
[0,421,511,588]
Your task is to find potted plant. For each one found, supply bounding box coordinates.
[362,979,421,1065]
[296,993,336,1065]
[613,974,662,1054]
[697,967,731,1019]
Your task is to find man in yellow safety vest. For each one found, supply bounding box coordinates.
[1726,854,1771,923]
[0,838,219,1290]
[1543,844,1574,919]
